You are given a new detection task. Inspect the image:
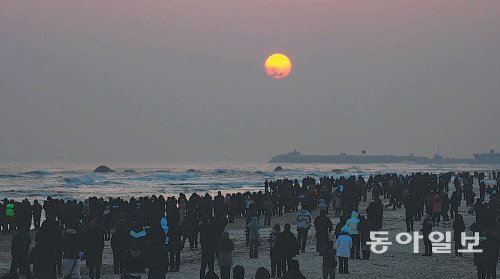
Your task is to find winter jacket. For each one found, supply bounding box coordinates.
[276,230,299,259]
[30,241,57,279]
[422,216,433,236]
[296,209,312,230]
[11,231,31,258]
[247,217,260,240]
[111,229,129,257]
[62,228,83,259]
[314,215,333,234]
[167,224,183,252]
[336,227,352,257]
[432,194,442,213]
[200,222,218,253]
[345,211,360,235]
[85,227,105,267]
[217,232,234,267]
[144,229,168,271]
[453,216,465,239]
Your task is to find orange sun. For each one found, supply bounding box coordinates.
[264,53,292,79]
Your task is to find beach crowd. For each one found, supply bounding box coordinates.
[1,170,500,279]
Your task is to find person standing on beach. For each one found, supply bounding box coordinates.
[84,217,105,279]
[320,240,337,279]
[450,191,460,219]
[29,234,57,279]
[268,224,281,278]
[314,210,333,253]
[346,211,361,259]
[276,223,299,275]
[263,196,273,227]
[61,220,84,279]
[432,192,442,226]
[217,231,234,279]
[366,198,383,230]
[453,214,465,256]
[247,216,261,258]
[421,214,433,256]
[358,215,371,260]
[403,193,416,232]
[145,224,168,279]
[336,226,352,274]
[200,218,218,278]
[9,226,32,278]
[32,200,43,230]
[296,205,312,253]
[111,220,128,275]
[167,221,183,272]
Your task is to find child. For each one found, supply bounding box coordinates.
[336,226,352,274]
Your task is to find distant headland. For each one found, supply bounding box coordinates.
[269,150,500,164]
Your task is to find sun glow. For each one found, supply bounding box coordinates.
[264,53,292,79]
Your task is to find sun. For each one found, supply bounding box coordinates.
[264,53,292,79]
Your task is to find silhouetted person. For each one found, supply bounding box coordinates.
[247,216,261,258]
[111,220,128,274]
[453,214,465,256]
[10,226,32,278]
[296,206,311,253]
[276,223,299,274]
[85,217,105,279]
[314,210,333,253]
[346,211,361,259]
[217,231,234,279]
[200,218,218,279]
[421,215,433,256]
[268,224,281,277]
[320,240,337,279]
[145,225,168,279]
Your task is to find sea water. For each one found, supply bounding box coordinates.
[0,162,498,201]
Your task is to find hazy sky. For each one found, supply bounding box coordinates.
[1,0,499,162]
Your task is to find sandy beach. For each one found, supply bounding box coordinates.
[0,191,489,279]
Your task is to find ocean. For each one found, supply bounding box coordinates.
[0,162,498,201]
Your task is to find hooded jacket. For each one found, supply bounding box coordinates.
[335,226,352,257]
[345,211,360,235]
[296,209,312,230]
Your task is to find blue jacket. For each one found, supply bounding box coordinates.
[336,227,352,257]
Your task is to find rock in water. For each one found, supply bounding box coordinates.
[274,166,283,171]
[94,165,114,173]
